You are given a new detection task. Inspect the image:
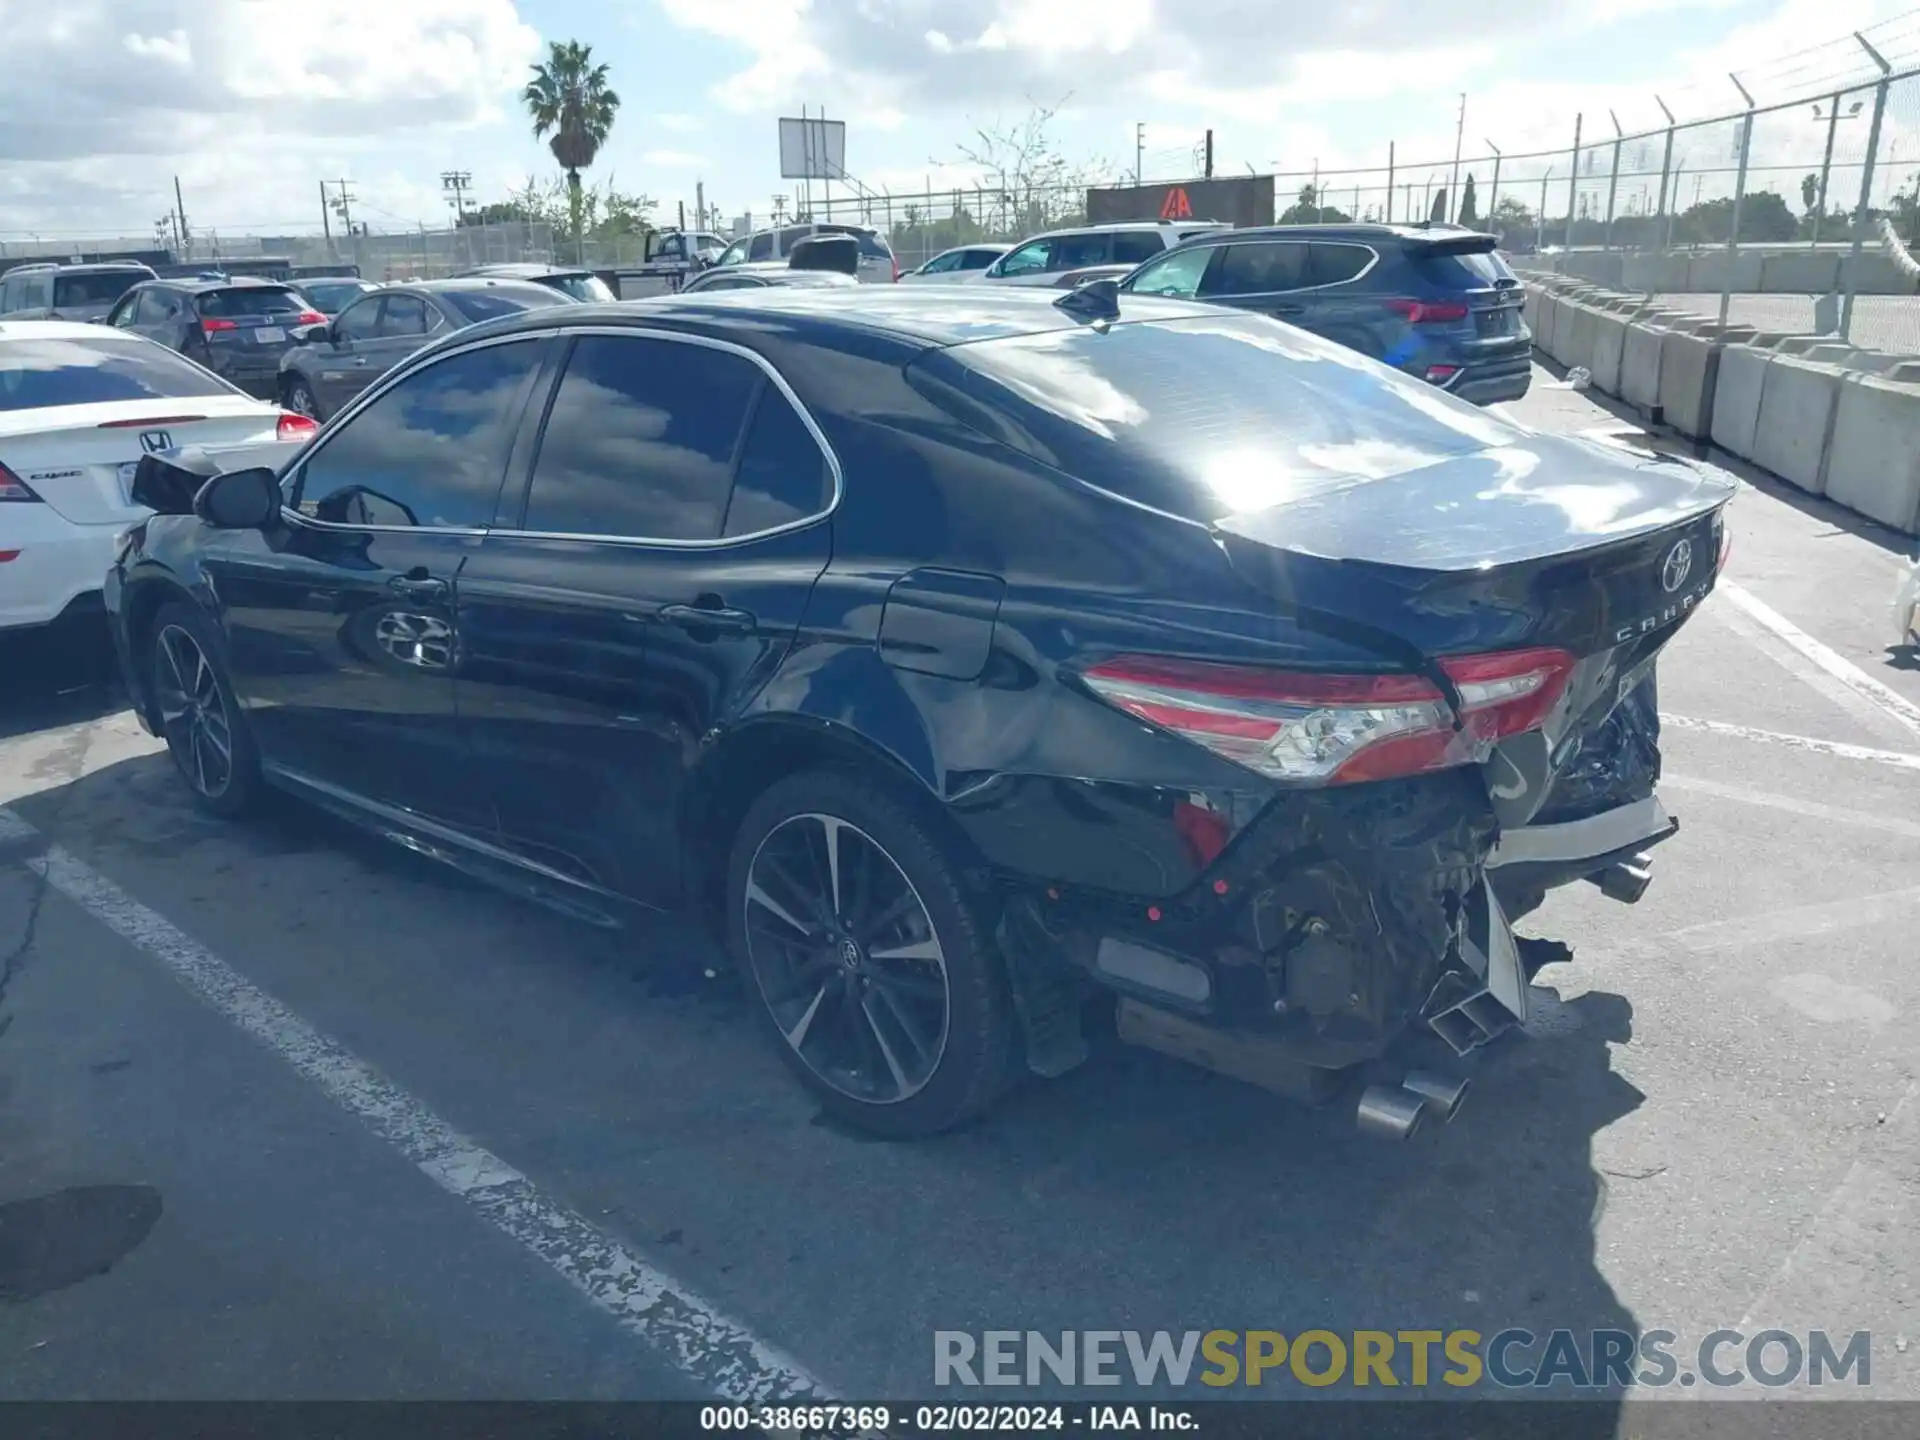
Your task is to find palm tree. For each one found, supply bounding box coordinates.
[522,40,620,262]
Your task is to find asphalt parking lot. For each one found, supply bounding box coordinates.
[2,365,1917,1420]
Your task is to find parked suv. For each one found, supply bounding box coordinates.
[106,276,326,400]
[0,260,157,322]
[980,222,1230,286]
[713,223,899,283]
[1118,223,1532,406]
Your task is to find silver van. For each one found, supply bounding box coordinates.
[0,260,158,322]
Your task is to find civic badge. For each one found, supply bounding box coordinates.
[139,430,174,454]
[1660,538,1694,594]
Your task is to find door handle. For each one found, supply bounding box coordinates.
[388,575,448,602]
[657,602,755,635]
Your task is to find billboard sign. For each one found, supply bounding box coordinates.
[778,117,848,181]
[1085,176,1275,229]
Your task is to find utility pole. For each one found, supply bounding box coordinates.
[696,179,706,231]
[1565,114,1583,250]
[328,178,357,238]
[1204,129,1214,180]
[440,170,473,225]
[319,181,333,255]
[1486,142,1502,228]
[1386,141,1396,223]
[1135,122,1145,186]
[1840,30,1894,340]
[1448,93,1466,224]
[173,176,192,260]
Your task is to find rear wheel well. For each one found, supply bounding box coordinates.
[681,721,981,937]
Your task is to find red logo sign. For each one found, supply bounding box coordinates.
[1159,187,1194,221]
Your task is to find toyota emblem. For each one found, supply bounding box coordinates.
[1660,538,1694,594]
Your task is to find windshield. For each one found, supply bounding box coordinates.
[549,273,616,303]
[716,237,752,267]
[197,286,310,317]
[53,272,146,309]
[443,286,573,323]
[1410,245,1517,288]
[910,310,1512,521]
[0,334,235,411]
[820,226,893,260]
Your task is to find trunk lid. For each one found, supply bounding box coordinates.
[0,396,293,524]
[1211,435,1734,662]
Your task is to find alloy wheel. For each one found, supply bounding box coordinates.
[287,382,316,419]
[154,625,234,799]
[742,812,951,1104]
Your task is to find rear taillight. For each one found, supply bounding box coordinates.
[294,310,325,325]
[201,317,238,334]
[0,462,41,502]
[1424,364,1461,384]
[892,258,901,282]
[277,411,319,442]
[1385,298,1469,324]
[1080,648,1575,786]
[1715,511,1732,573]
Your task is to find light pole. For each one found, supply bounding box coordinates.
[1811,95,1866,246]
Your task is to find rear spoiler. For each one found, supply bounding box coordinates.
[1404,230,1500,258]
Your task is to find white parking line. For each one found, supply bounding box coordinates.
[1660,713,1920,772]
[1,812,832,1406]
[1662,774,1920,841]
[1716,580,1920,741]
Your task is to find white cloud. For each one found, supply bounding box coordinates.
[656,112,704,134]
[0,0,540,233]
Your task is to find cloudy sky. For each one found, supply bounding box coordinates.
[2,0,1918,244]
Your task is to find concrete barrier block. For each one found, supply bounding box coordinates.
[1523,286,1541,333]
[1536,292,1562,354]
[1547,296,1582,365]
[1658,329,1746,440]
[1842,251,1920,296]
[1759,252,1840,293]
[1620,322,1665,412]
[1564,303,1601,371]
[1653,253,1693,290]
[1823,375,1920,532]
[1891,362,1920,383]
[1686,250,1765,292]
[1620,254,1662,292]
[1710,344,1772,461]
[1590,312,1629,396]
[1774,335,1826,355]
[1752,356,1845,495]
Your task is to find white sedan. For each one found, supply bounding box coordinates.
[0,320,317,634]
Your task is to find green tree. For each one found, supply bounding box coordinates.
[1278,183,1349,225]
[522,39,621,262]
[1428,186,1448,222]
[1801,171,1820,217]
[1459,173,1479,227]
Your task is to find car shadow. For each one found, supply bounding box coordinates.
[1,750,1640,1425]
[0,616,127,743]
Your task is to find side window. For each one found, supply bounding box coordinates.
[725,386,832,538]
[1308,243,1374,288]
[293,340,543,529]
[997,239,1052,276]
[1051,234,1111,270]
[748,233,775,263]
[960,250,999,271]
[1124,245,1214,300]
[0,278,18,314]
[21,273,51,310]
[522,335,760,541]
[776,226,811,256]
[922,252,960,274]
[335,297,382,342]
[1201,242,1309,297]
[379,295,430,337]
[109,292,142,327]
[1111,232,1165,266]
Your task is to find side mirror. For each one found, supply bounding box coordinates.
[194,467,282,530]
[293,321,332,346]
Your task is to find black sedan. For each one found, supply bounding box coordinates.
[275,277,570,422]
[105,286,1733,1141]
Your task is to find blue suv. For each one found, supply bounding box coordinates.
[1117,223,1532,406]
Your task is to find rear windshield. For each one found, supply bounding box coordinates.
[547,273,616,303]
[0,335,233,412]
[821,226,893,259]
[442,286,572,323]
[54,272,146,308]
[1408,244,1516,288]
[197,285,309,317]
[909,310,1514,521]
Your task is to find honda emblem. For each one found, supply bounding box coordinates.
[139,430,174,454]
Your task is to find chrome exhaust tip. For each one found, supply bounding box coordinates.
[1402,1070,1471,1123]
[1356,1084,1426,1142]
[1592,853,1654,905]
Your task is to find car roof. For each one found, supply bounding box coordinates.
[399,277,574,299]
[1027,221,1230,238]
[465,263,591,279]
[693,271,859,289]
[184,275,298,293]
[456,285,1217,353]
[1192,222,1496,245]
[734,221,881,240]
[0,319,158,341]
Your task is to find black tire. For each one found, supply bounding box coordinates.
[726,769,1015,1139]
[147,601,264,819]
[284,377,323,423]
